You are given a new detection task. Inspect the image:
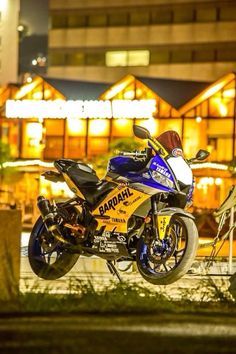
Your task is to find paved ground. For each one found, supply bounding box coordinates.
[1,313,236,354]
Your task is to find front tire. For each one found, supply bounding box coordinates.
[28,217,80,280]
[136,215,198,285]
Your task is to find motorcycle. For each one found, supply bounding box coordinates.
[28,125,209,285]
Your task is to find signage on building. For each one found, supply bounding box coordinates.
[6,99,156,119]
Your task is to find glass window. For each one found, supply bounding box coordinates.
[44,136,64,159]
[220,6,236,21]
[51,15,67,28]
[66,52,85,66]
[49,52,66,66]
[106,50,149,67]
[68,15,87,28]
[128,50,150,66]
[89,119,109,137]
[196,8,217,22]
[171,50,192,63]
[112,119,133,137]
[45,119,64,136]
[130,12,150,25]
[217,49,236,61]
[67,137,86,159]
[88,138,109,155]
[85,53,105,66]
[151,9,172,24]
[106,51,127,66]
[109,13,128,26]
[173,8,194,23]
[150,50,170,64]
[88,14,107,27]
[193,49,215,62]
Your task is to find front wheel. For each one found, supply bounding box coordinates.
[28,217,80,280]
[136,215,198,285]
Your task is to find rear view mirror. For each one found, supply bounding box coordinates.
[133,125,151,140]
[195,149,210,161]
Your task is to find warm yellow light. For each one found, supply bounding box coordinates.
[89,119,109,136]
[32,91,43,100]
[223,89,235,98]
[114,118,129,128]
[26,122,43,146]
[215,178,222,186]
[137,118,158,136]
[67,118,85,136]
[15,77,41,99]
[218,102,228,117]
[123,90,135,100]
[196,116,202,123]
[0,0,7,11]
[212,97,228,117]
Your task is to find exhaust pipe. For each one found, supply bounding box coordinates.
[37,196,67,243]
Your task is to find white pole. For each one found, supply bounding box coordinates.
[229,207,234,274]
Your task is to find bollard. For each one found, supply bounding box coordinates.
[0,209,21,302]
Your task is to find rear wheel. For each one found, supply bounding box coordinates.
[28,217,80,280]
[136,215,198,285]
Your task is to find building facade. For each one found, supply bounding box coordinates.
[0,0,19,86]
[48,0,236,83]
[1,72,235,217]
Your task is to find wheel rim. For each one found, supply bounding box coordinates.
[31,223,66,267]
[138,217,188,277]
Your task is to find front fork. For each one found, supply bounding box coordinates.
[151,195,159,240]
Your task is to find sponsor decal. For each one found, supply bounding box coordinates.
[158,215,171,239]
[123,195,141,206]
[152,162,171,178]
[172,148,183,157]
[99,188,133,216]
[111,218,126,223]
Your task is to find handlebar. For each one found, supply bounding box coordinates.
[119,150,147,158]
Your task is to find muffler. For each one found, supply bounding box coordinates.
[37,196,67,243]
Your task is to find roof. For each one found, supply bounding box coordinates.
[136,76,210,109]
[43,77,111,100]
[179,72,236,116]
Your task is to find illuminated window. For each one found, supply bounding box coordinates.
[88,138,109,155]
[67,118,86,136]
[67,137,86,159]
[106,50,149,67]
[89,119,109,136]
[112,119,133,137]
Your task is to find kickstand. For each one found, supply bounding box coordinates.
[106,260,122,282]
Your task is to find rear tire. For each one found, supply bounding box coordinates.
[28,217,80,280]
[136,215,198,285]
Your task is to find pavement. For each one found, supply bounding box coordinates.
[1,313,236,354]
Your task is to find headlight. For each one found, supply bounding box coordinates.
[151,170,174,189]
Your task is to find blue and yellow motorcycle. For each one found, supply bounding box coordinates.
[28,125,209,284]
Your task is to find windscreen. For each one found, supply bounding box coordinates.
[156,130,183,157]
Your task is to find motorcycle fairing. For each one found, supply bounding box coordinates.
[92,184,150,233]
